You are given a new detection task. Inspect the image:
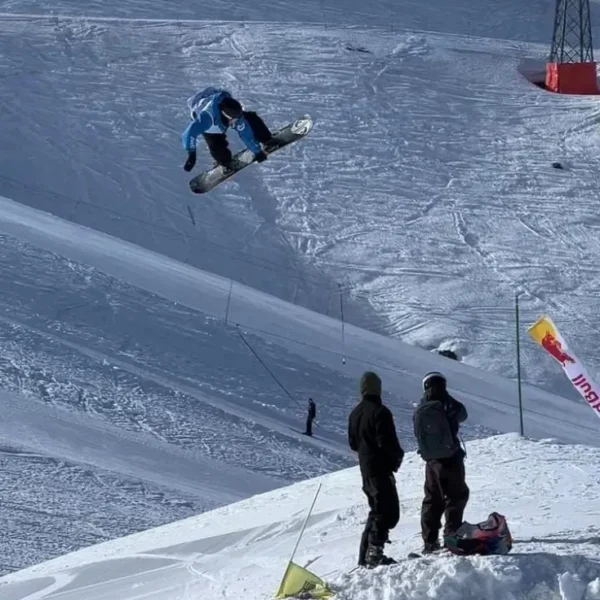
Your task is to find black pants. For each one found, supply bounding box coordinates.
[305,417,314,436]
[358,474,399,566]
[203,111,272,165]
[421,455,469,545]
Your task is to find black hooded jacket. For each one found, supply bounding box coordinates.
[348,395,404,477]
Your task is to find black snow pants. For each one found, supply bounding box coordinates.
[421,455,469,545]
[203,111,272,166]
[358,473,400,566]
[305,416,314,436]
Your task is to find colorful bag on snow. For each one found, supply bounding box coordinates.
[443,512,512,556]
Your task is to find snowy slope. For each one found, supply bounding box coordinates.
[1,193,599,574]
[0,386,281,572]
[0,0,562,41]
[3,8,600,399]
[2,434,600,600]
[3,0,600,581]
[2,194,598,450]
[0,198,355,572]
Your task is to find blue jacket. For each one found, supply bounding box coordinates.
[181,87,262,155]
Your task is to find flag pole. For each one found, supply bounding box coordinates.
[275,483,323,596]
[515,293,524,436]
[288,483,322,565]
[338,284,346,365]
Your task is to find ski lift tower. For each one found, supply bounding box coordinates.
[546,0,598,93]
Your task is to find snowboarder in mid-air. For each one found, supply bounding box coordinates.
[181,87,275,174]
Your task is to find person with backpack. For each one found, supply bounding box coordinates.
[348,371,405,568]
[413,371,469,554]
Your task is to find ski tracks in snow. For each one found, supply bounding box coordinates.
[4,0,600,401]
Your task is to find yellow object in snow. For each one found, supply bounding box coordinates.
[274,561,334,599]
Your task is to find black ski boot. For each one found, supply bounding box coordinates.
[366,543,397,568]
[422,540,441,555]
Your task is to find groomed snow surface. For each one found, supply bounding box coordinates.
[1,435,600,600]
[1,197,600,598]
[3,8,600,400]
[4,192,599,576]
[3,0,600,596]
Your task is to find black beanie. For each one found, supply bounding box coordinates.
[360,371,382,396]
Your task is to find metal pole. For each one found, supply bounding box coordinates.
[338,283,346,365]
[288,483,322,565]
[225,280,233,324]
[275,483,323,596]
[320,0,328,29]
[516,293,524,436]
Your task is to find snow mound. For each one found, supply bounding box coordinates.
[335,553,600,600]
[2,435,600,600]
[585,578,600,600]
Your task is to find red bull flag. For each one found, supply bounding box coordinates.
[528,315,600,418]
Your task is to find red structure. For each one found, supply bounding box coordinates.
[545,0,598,94]
[546,63,597,94]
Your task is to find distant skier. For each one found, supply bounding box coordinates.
[181,87,275,173]
[348,371,404,568]
[304,398,317,436]
[413,372,469,554]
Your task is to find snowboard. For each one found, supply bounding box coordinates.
[189,115,314,194]
[407,548,449,559]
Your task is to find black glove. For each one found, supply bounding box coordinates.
[254,150,267,163]
[183,151,196,172]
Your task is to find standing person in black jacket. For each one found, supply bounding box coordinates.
[305,398,316,436]
[413,371,469,554]
[348,371,405,568]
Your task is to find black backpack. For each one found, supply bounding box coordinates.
[413,400,459,460]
